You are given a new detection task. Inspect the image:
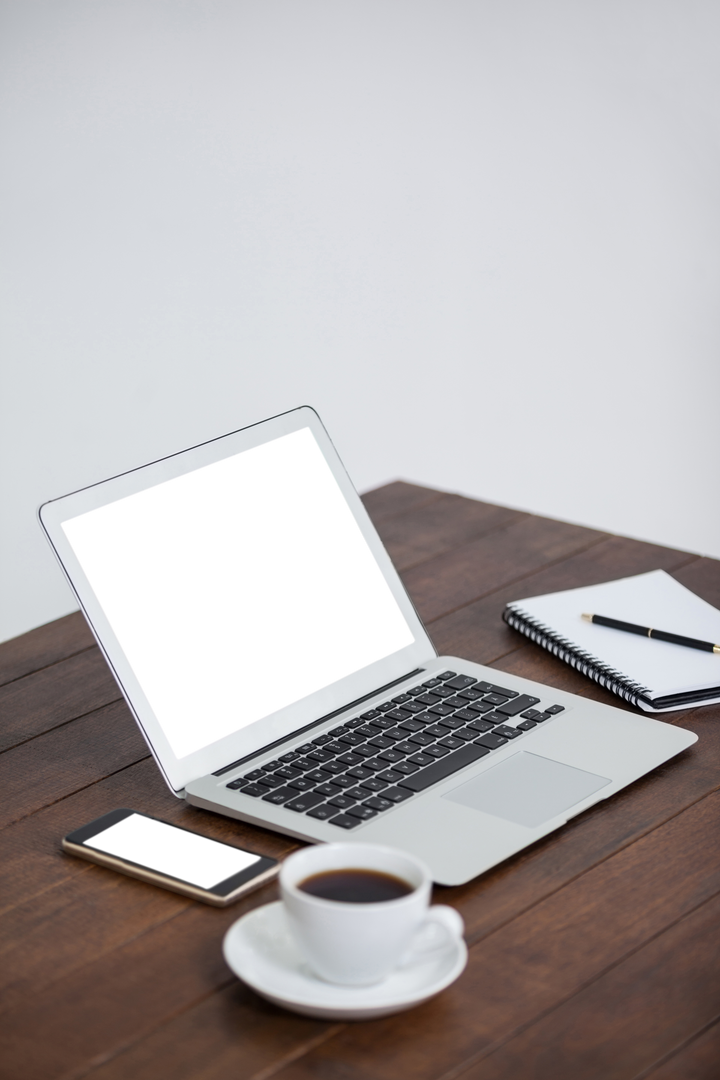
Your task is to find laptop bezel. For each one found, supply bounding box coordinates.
[38,406,438,794]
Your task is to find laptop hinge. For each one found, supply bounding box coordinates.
[212,667,426,776]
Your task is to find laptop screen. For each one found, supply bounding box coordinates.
[60,427,415,761]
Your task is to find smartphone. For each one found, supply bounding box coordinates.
[62,808,279,906]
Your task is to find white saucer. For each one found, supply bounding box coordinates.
[223,901,468,1021]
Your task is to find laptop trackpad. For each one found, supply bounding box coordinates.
[443,751,611,828]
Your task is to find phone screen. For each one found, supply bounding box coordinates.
[84,813,261,889]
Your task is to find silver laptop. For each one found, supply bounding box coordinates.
[39,406,696,885]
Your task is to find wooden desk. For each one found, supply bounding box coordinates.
[2,483,719,1080]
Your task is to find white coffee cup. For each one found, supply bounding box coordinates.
[279,842,464,986]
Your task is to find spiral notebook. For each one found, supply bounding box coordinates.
[503,570,720,712]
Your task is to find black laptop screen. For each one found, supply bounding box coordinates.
[61,427,415,760]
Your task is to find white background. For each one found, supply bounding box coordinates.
[2,0,719,643]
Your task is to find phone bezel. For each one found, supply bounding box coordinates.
[62,808,279,906]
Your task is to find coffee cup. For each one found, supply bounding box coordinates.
[279,842,464,986]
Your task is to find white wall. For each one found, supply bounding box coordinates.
[2,0,719,643]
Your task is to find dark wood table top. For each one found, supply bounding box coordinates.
[2,482,719,1080]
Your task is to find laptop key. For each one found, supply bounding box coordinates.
[392,694,412,704]
[363,797,393,811]
[457,687,484,701]
[327,795,358,808]
[274,766,302,780]
[386,709,412,722]
[344,717,364,728]
[397,719,425,733]
[382,787,414,803]
[422,678,442,688]
[397,743,490,792]
[445,675,476,690]
[347,805,377,821]
[238,783,266,797]
[377,768,404,783]
[390,761,419,775]
[496,694,541,717]
[360,709,381,720]
[408,752,435,767]
[467,718,493,734]
[426,703,454,716]
[409,732,435,747]
[354,744,379,759]
[493,725,521,739]
[346,766,374,780]
[483,693,509,706]
[546,704,565,714]
[454,708,479,723]
[454,727,477,742]
[256,774,285,789]
[368,736,394,750]
[424,744,450,758]
[262,787,297,805]
[329,814,362,829]
[285,792,327,812]
[306,749,333,763]
[377,749,404,764]
[319,761,345,775]
[305,769,329,783]
[474,732,509,750]
[416,693,441,706]
[287,777,315,791]
[315,782,342,797]
[518,720,537,731]
[402,701,427,714]
[358,777,388,792]
[332,775,358,789]
[312,734,334,746]
[467,701,493,714]
[306,805,336,821]
[337,752,364,766]
[337,732,365,746]
[438,671,457,680]
[435,716,465,730]
[279,751,301,763]
[438,736,464,750]
[433,686,455,698]
[243,769,265,781]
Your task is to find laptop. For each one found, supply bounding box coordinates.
[39,406,696,885]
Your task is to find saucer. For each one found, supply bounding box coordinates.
[222,901,468,1020]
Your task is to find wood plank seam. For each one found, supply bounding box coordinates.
[0,751,151,835]
[434,888,720,1080]
[420,533,612,625]
[0,643,98,686]
[70,977,241,1080]
[0,644,98,691]
[244,1025,347,1080]
[460,779,720,951]
[0,697,126,760]
[628,1012,720,1080]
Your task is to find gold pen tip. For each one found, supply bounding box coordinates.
[581,613,593,622]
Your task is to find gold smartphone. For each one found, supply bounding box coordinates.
[63,808,279,906]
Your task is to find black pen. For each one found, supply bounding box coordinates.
[582,613,720,655]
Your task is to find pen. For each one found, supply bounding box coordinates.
[581,613,720,655]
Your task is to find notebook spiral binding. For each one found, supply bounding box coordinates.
[503,605,652,708]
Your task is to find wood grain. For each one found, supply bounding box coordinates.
[0,611,92,688]
[1,482,718,1080]
[0,647,121,753]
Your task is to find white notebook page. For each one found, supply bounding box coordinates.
[510,571,720,697]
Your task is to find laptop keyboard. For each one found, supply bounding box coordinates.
[225,670,565,829]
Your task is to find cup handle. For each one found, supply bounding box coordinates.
[400,905,465,967]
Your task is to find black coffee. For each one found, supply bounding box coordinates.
[299,869,414,904]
